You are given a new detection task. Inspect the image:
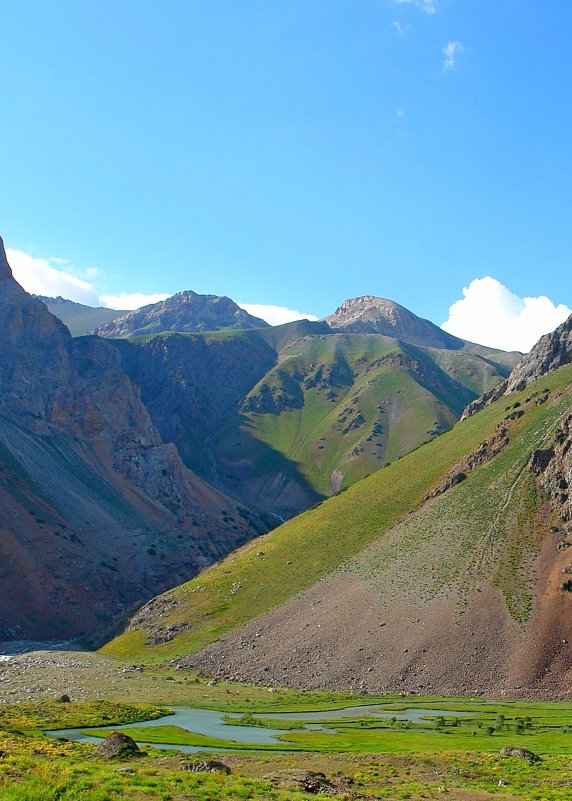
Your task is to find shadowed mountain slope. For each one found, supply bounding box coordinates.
[109,323,518,519]
[0,238,271,641]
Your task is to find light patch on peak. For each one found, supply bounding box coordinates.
[441,276,571,352]
[238,302,319,326]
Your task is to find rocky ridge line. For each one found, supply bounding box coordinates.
[92,290,269,338]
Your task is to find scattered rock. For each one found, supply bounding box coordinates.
[299,771,336,794]
[500,747,540,763]
[181,759,231,774]
[425,426,508,500]
[114,767,135,774]
[94,732,141,759]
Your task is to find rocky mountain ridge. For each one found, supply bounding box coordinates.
[463,312,572,418]
[0,238,270,640]
[324,295,464,349]
[92,290,268,338]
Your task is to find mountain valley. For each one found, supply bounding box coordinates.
[2,232,571,700]
[105,314,572,698]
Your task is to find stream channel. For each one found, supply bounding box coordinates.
[47,705,473,754]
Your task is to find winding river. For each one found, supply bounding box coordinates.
[47,704,473,754]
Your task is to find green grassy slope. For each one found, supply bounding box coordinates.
[42,299,124,336]
[103,364,571,665]
[115,326,516,519]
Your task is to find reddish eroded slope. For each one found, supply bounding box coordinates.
[183,382,572,697]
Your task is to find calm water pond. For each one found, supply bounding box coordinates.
[47,704,473,753]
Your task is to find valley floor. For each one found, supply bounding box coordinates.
[2,650,572,799]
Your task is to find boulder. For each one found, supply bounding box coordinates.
[94,732,141,759]
[500,747,540,763]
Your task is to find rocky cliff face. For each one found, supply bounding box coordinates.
[324,295,464,349]
[92,290,268,338]
[506,314,572,392]
[0,237,270,641]
[463,313,572,418]
[536,412,572,542]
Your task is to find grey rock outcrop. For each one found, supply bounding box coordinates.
[462,313,572,418]
[94,732,141,759]
[505,314,572,393]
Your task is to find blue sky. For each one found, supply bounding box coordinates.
[1,1,571,349]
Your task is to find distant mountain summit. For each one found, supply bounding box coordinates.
[92,290,269,338]
[324,295,463,349]
[33,295,124,336]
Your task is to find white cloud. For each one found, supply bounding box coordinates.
[238,303,319,327]
[396,107,405,119]
[99,293,170,310]
[441,276,571,352]
[6,248,100,306]
[443,40,463,70]
[395,0,437,14]
[6,246,169,311]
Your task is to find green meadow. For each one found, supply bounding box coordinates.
[2,694,572,800]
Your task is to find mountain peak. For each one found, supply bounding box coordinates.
[0,236,13,281]
[92,289,270,338]
[324,294,463,350]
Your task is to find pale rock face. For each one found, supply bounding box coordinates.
[324,295,464,349]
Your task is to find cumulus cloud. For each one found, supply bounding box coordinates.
[7,248,100,306]
[6,246,169,311]
[99,293,171,310]
[395,0,437,14]
[443,40,463,70]
[238,303,319,327]
[441,277,571,352]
